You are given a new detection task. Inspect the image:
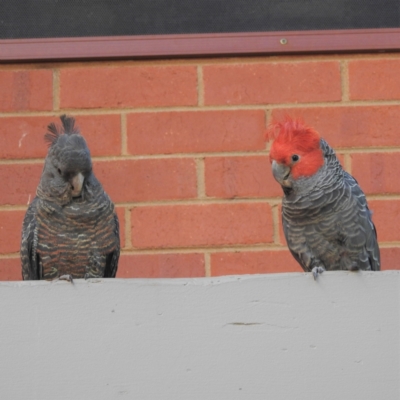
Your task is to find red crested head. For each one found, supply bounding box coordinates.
[268,118,324,180]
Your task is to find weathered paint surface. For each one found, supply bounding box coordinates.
[0,271,398,399]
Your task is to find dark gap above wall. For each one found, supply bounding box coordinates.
[1,0,399,39]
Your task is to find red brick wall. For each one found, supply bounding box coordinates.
[0,54,399,280]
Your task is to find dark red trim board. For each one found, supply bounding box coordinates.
[1,28,400,61]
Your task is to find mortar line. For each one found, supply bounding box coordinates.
[0,57,330,72]
[265,108,273,127]
[197,65,205,106]
[0,150,272,164]
[120,113,128,155]
[193,53,400,64]
[116,241,400,255]
[0,198,281,211]
[119,244,290,255]
[331,147,400,154]
[116,198,281,207]
[378,242,400,248]
[264,109,272,151]
[195,157,206,198]
[3,144,399,164]
[52,68,60,111]
[0,52,397,70]
[340,60,350,102]
[343,153,352,173]
[204,252,211,277]
[4,194,400,212]
[264,108,273,152]
[366,194,400,201]
[265,140,272,153]
[121,194,397,207]
[3,98,400,118]
[0,253,20,259]
[0,242,399,260]
[0,205,29,211]
[124,207,132,249]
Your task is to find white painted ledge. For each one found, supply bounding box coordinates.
[0,271,399,400]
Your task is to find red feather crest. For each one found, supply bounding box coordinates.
[268,118,324,178]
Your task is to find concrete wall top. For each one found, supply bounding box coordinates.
[0,271,399,399]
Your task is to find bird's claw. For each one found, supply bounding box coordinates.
[58,274,74,283]
[311,266,325,280]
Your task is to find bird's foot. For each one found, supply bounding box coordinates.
[58,274,74,283]
[311,266,325,280]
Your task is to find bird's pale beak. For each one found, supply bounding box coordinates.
[271,160,292,188]
[71,172,84,197]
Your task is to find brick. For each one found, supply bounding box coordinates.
[94,158,197,203]
[127,110,266,155]
[0,116,49,159]
[0,164,43,206]
[0,115,121,159]
[0,258,21,281]
[380,248,400,270]
[60,66,197,108]
[203,61,341,105]
[211,250,302,276]
[272,106,400,148]
[131,203,273,249]
[205,156,282,198]
[74,115,121,157]
[0,69,53,112]
[349,59,400,101]
[0,211,25,254]
[368,200,400,242]
[115,207,126,249]
[351,153,400,195]
[117,253,205,278]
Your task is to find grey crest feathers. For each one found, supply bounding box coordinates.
[44,114,80,146]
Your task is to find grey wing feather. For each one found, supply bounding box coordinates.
[343,172,380,271]
[104,213,120,278]
[282,172,380,272]
[20,198,41,280]
[282,218,303,266]
[282,217,317,272]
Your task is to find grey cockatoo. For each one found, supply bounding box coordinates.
[21,115,120,281]
[269,118,380,279]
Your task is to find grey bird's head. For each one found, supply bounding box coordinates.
[37,115,93,205]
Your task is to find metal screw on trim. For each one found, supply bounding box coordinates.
[280,38,288,45]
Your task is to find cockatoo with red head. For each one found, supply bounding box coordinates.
[269,118,380,279]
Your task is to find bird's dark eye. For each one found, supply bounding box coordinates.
[57,168,62,175]
[291,154,300,162]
